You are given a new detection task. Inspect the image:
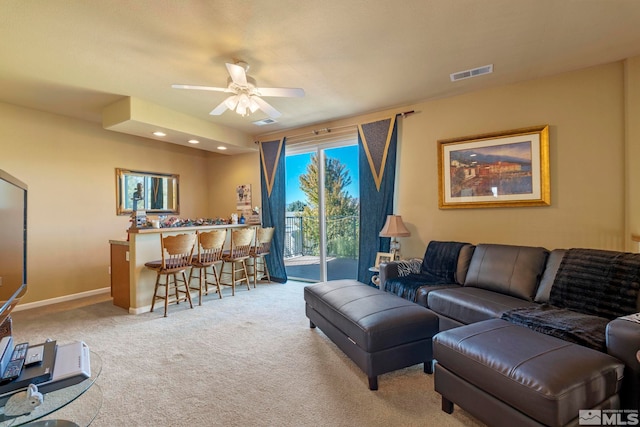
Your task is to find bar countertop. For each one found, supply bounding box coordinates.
[127,223,252,234]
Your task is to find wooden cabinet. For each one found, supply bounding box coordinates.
[110,240,130,310]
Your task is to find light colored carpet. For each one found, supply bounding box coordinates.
[11,281,484,427]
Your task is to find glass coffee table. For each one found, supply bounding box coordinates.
[0,352,102,426]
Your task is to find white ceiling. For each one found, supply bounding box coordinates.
[2,0,640,153]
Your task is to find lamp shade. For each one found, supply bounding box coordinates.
[379,215,411,237]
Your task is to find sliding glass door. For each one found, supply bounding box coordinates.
[284,143,359,282]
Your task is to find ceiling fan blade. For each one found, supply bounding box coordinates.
[252,96,282,118]
[226,63,247,86]
[209,99,230,115]
[171,84,229,92]
[257,87,305,98]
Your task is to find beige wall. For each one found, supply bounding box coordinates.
[0,103,212,304]
[625,56,640,250]
[398,61,628,258]
[206,151,261,218]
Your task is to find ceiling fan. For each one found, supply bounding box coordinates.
[171,61,304,119]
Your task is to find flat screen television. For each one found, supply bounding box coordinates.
[0,169,27,326]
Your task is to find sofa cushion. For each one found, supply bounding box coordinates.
[384,274,458,302]
[464,244,548,301]
[427,287,538,325]
[550,248,640,319]
[501,304,609,352]
[455,244,475,285]
[415,284,462,307]
[534,249,566,303]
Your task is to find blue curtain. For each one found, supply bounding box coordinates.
[150,177,163,209]
[260,138,288,283]
[357,117,398,284]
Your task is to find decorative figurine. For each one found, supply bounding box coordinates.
[249,206,261,225]
[132,182,143,211]
[130,182,147,229]
[4,384,43,416]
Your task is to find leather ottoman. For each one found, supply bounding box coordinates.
[433,319,624,427]
[304,279,439,390]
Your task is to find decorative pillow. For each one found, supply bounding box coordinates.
[464,244,549,301]
[455,244,475,285]
[396,258,422,277]
[534,249,566,303]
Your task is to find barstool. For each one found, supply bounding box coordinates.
[189,229,226,304]
[220,227,256,295]
[145,233,196,317]
[250,227,274,286]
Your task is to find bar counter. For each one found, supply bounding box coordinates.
[110,223,250,314]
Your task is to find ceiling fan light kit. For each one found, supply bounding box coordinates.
[224,95,239,110]
[172,61,304,119]
[224,93,257,117]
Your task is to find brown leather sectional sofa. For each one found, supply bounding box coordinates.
[379,242,640,424]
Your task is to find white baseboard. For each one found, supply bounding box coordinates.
[13,287,111,312]
[129,305,151,315]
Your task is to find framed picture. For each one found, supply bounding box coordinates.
[438,125,550,209]
[375,252,394,267]
[236,184,252,211]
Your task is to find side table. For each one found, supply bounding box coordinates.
[368,266,380,288]
[0,351,102,426]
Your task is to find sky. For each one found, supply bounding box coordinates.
[456,141,532,161]
[286,144,359,206]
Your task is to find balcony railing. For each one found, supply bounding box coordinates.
[285,214,359,259]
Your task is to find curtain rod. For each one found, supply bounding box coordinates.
[255,110,415,144]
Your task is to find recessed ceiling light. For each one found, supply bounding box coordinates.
[188,139,200,144]
[217,146,227,150]
[153,131,166,137]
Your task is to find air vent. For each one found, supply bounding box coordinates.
[253,118,278,126]
[450,64,493,82]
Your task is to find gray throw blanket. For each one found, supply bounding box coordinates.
[501,304,609,352]
[385,241,467,302]
[420,240,468,282]
[549,248,640,319]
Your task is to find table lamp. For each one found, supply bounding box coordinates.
[379,215,411,260]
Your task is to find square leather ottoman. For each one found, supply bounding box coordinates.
[305,279,439,390]
[433,319,624,427]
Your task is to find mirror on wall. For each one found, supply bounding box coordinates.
[115,168,180,216]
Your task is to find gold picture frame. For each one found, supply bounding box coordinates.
[438,125,550,209]
[375,252,394,267]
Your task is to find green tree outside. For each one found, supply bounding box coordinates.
[287,200,307,212]
[297,153,359,258]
